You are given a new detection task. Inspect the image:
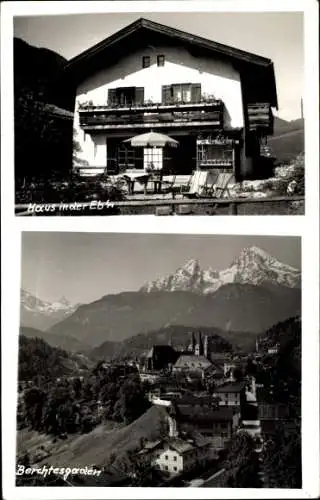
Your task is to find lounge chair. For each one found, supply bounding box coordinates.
[213,172,234,199]
[183,171,219,199]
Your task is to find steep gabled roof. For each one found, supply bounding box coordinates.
[64,17,278,108]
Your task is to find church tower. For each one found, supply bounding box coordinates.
[191,332,196,353]
[195,332,204,356]
[204,335,209,359]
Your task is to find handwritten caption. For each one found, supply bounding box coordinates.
[27,200,115,214]
[16,464,102,481]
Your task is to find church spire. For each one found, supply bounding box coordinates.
[195,331,204,356]
[191,332,196,353]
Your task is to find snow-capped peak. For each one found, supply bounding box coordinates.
[21,289,79,314]
[140,246,301,294]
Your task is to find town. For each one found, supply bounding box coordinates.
[17,317,301,488]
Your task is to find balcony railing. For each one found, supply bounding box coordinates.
[78,98,222,113]
[79,101,224,130]
[80,110,222,127]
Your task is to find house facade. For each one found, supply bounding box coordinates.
[213,381,245,407]
[176,402,240,450]
[65,18,277,179]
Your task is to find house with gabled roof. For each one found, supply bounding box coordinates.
[213,380,246,407]
[64,18,277,179]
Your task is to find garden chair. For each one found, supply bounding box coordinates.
[183,171,218,198]
[213,172,234,199]
[160,174,178,197]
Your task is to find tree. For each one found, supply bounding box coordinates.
[72,129,89,172]
[24,387,47,430]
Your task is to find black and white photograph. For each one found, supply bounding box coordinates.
[1,1,319,499]
[12,7,306,216]
[16,232,302,488]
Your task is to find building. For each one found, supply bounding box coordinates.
[213,381,246,407]
[65,18,277,179]
[152,434,211,476]
[172,354,212,374]
[142,345,179,372]
[135,405,212,477]
[176,400,240,451]
[237,376,263,440]
[258,402,291,436]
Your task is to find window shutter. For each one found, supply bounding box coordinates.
[135,87,145,105]
[108,88,117,105]
[191,84,201,103]
[162,85,172,104]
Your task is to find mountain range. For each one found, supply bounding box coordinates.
[140,246,300,294]
[20,289,80,331]
[32,246,301,350]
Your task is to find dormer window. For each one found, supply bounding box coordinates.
[157,55,165,67]
[142,56,150,68]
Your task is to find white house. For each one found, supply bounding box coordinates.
[65,18,277,179]
[135,404,212,477]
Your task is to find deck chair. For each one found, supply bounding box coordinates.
[207,171,234,215]
[183,171,218,199]
[213,172,234,199]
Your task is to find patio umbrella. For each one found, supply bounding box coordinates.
[123,131,179,148]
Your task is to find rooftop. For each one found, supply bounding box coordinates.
[64,17,278,108]
[177,404,236,422]
[215,381,246,393]
[174,355,212,369]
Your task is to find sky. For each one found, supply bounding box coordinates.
[21,232,301,304]
[14,11,304,121]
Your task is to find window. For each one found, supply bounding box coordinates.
[118,144,136,169]
[108,87,144,107]
[165,455,168,460]
[144,148,163,170]
[173,466,177,471]
[173,456,177,461]
[157,55,165,66]
[165,466,168,470]
[174,83,191,102]
[142,56,150,68]
[162,83,201,104]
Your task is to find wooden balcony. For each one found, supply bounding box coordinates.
[247,103,274,134]
[78,100,224,131]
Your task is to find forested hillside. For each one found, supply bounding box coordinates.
[14,38,74,185]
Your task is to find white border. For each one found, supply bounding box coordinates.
[1,1,319,499]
